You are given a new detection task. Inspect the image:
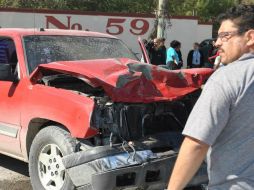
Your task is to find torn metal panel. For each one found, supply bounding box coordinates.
[30,59,213,103]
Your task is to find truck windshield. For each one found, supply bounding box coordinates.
[23,35,138,73]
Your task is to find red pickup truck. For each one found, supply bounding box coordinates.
[0,28,212,190]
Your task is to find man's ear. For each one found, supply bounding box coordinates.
[246,29,254,46]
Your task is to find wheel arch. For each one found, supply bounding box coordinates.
[25,118,70,158]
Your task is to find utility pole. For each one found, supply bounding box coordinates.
[157,0,167,38]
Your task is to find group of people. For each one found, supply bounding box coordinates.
[145,38,183,69]
[146,37,212,70]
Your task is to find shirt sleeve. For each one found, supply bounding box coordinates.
[182,79,232,145]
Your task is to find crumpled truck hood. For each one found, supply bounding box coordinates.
[30,58,214,103]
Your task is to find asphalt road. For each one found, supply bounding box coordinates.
[0,154,32,190]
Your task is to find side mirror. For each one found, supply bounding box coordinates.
[0,64,19,82]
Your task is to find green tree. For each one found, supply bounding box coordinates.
[168,0,237,21]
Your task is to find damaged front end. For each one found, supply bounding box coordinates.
[63,92,208,190]
[30,61,212,190]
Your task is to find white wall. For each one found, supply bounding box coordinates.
[197,24,213,42]
[0,9,212,67]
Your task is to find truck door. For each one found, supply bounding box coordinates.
[138,37,151,64]
[0,37,23,158]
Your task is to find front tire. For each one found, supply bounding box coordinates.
[29,126,76,190]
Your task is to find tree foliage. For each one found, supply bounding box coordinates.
[0,0,253,22]
[168,0,253,21]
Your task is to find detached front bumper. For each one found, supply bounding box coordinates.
[62,146,207,190]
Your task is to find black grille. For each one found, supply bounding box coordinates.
[119,102,188,140]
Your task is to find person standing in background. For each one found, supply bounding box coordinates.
[158,37,167,65]
[149,38,166,66]
[187,42,204,68]
[166,40,181,70]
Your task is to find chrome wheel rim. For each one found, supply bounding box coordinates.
[38,144,66,190]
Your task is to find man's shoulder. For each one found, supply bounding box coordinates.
[224,54,254,76]
[216,53,253,71]
[209,54,254,89]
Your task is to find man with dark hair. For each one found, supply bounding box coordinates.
[167,4,254,190]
